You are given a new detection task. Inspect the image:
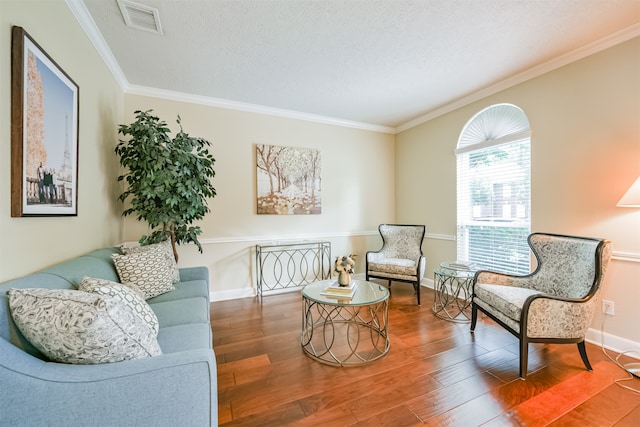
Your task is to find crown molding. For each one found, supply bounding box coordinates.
[126,84,396,134]
[396,22,640,133]
[65,0,128,91]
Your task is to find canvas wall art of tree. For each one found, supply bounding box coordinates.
[256,144,321,215]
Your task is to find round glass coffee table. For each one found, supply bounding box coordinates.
[301,279,390,366]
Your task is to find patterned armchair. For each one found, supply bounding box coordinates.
[471,233,612,379]
[366,224,426,305]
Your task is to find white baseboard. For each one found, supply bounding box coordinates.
[586,328,640,360]
[211,288,254,302]
[210,285,304,301]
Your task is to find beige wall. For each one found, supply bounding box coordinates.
[0,0,123,281]
[121,95,396,298]
[396,37,640,347]
[1,0,637,351]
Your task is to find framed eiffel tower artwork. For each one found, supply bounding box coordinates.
[11,26,79,217]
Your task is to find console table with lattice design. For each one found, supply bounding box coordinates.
[255,240,332,297]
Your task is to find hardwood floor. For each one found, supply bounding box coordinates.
[212,285,640,426]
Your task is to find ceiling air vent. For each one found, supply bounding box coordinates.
[117,0,163,35]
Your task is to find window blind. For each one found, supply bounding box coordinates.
[456,136,531,275]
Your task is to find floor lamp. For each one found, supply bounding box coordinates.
[616,175,640,377]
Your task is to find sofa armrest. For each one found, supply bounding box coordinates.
[179,266,209,283]
[0,338,217,426]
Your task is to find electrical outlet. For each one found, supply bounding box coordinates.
[602,300,615,316]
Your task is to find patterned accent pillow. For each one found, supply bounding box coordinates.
[7,288,162,364]
[121,240,180,283]
[111,247,175,299]
[79,277,159,334]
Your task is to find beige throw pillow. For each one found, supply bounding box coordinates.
[121,240,180,283]
[8,288,162,364]
[79,277,159,334]
[111,246,175,299]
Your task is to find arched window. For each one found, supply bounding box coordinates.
[456,104,531,274]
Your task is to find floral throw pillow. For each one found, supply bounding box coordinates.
[7,288,162,364]
[111,247,175,299]
[79,277,159,334]
[120,240,180,284]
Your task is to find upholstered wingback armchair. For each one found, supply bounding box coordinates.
[366,224,426,305]
[471,232,612,379]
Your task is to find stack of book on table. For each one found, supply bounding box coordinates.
[321,281,358,299]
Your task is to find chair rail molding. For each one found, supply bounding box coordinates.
[198,231,377,245]
[611,250,640,263]
[197,231,455,245]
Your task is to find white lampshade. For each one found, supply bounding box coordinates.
[617,176,640,207]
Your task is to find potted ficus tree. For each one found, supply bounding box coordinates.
[115,110,216,262]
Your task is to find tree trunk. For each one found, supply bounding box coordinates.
[169,224,179,263]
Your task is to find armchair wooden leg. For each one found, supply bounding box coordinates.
[470,304,478,332]
[416,280,420,305]
[577,340,593,371]
[519,339,529,379]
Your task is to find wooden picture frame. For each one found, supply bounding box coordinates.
[11,26,79,217]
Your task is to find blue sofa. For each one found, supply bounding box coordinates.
[0,247,217,426]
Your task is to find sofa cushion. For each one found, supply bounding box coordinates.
[146,279,210,304]
[7,288,162,364]
[149,297,210,328]
[111,248,175,299]
[79,277,159,334]
[157,323,212,354]
[121,240,180,284]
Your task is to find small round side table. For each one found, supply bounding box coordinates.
[432,262,477,323]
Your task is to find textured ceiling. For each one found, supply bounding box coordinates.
[80,0,640,130]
